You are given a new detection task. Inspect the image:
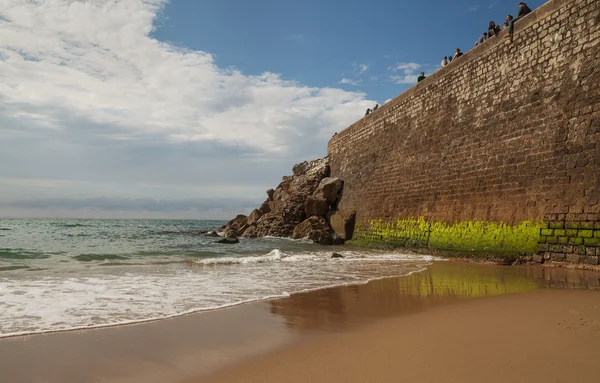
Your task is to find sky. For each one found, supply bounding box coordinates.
[0,0,546,219]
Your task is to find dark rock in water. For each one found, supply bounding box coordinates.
[305,196,330,217]
[331,233,344,246]
[203,231,220,237]
[224,229,240,238]
[331,252,344,259]
[217,236,239,244]
[314,177,344,204]
[328,210,356,240]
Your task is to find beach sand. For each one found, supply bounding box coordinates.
[2,262,600,383]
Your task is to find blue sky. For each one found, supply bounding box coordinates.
[0,0,546,218]
[154,0,547,103]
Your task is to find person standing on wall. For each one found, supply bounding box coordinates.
[441,56,449,67]
[417,72,426,82]
[454,48,463,59]
[505,2,532,40]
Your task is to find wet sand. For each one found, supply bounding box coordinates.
[2,262,600,383]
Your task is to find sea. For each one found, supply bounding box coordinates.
[0,218,436,338]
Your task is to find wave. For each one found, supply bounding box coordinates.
[0,265,431,339]
[0,228,11,231]
[73,254,130,262]
[0,248,51,260]
[51,223,91,228]
[0,265,31,272]
[194,249,440,266]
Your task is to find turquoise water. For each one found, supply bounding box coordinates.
[0,218,434,337]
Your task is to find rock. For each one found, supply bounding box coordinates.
[217,236,240,244]
[203,231,220,237]
[241,225,258,238]
[259,201,271,214]
[328,210,356,240]
[247,209,264,226]
[225,157,331,239]
[305,196,330,217]
[532,254,544,263]
[331,233,344,245]
[292,161,309,176]
[314,178,344,204]
[331,252,344,259]
[224,229,240,238]
[292,216,329,239]
[292,216,337,245]
[220,214,248,233]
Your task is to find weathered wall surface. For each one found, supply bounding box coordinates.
[328,0,600,262]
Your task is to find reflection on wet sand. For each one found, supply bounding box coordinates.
[269,262,600,332]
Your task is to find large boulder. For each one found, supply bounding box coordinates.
[292,161,309,176]
[247,209,264,226]
[266,189,275,201]
[259,200,271,214]
[314,178,344,204]
[220,214,248,233]
[328,210,356,240]
[241,225,258,238]
[292,216,338,245]
[305,196,330,217]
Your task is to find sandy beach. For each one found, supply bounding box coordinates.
[2,262,600,383]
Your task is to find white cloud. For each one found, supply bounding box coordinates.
[0,0,371,153]
[468,5,480,12]
[338,78,362,86]
[0,0,375,216]
[389,62,422,73]
[352,62,369,75]
[389,62,424,84]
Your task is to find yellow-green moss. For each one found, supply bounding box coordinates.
[350,217,546,257]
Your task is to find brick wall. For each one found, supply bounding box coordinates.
[328,0,600,262]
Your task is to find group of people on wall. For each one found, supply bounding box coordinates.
[362,2,534,119]
[440,2,532,69]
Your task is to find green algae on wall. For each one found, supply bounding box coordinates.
[350,217,545,256]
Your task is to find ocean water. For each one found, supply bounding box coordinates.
[0,218,435,337]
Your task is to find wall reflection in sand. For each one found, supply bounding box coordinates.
[269,262,600,331]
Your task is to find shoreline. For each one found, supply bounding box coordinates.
[0,258,432,340]
[1,261,600,383]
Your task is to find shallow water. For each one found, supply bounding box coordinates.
[0,218,435,337]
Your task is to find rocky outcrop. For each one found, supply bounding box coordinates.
[221,157,354,245]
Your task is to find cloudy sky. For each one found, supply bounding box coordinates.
[0,0,545,219]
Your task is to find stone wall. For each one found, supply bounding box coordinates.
[327,0,600,263]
